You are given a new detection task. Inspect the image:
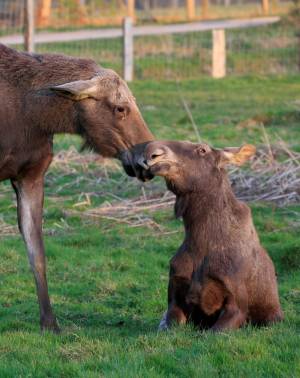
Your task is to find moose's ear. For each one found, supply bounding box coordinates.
[50,77,100,100]
[220,144,256,166]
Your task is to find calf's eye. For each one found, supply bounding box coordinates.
[150,148,165,160]
[196,144,210,155]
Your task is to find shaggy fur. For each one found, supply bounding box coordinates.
[137,140,283,331]
[0,44,153,181]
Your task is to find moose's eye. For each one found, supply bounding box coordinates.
[198,147,207,154]
[150,148,165,160]
[115,106,125,114]
[196,144,211,156]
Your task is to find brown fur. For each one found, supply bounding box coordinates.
[0,44,153,332]
[137,141,283,332]
[0,44,153,181]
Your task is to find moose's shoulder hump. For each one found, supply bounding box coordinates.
[0,45,101,89]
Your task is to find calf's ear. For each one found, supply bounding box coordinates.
[220,144,256,166]
[50,77,100,100]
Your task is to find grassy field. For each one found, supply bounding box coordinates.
[0,76,300,377]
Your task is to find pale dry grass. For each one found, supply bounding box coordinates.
[1,141,298,237]
[64,143,300,230]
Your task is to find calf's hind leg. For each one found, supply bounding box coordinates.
[210,295,247,332]
[251,306,284,326]
[200,280,247,332]
[11,156,59,333]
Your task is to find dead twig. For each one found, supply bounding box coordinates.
[176,81,201,142]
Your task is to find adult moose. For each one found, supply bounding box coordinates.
[0,44,153,332]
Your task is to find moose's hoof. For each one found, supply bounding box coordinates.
[41,316,61,334]
[158,311,169,331]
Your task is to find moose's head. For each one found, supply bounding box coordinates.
[132,140,256,192]
[50,68,154,179]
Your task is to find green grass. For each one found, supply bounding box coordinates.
[134,75,300,149]
[0,76,300,377]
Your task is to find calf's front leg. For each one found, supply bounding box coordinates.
[158,275,191,330]
[11,164,59,332]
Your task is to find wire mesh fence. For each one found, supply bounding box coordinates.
[36,37,124,74]
[0,0,24,34]
[142,23,298,79]
[0,0,298,80]
[35,22,300,79]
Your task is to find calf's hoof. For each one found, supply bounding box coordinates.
[41,316,61,334]
[258,310,284,326]
[158,311,169,331]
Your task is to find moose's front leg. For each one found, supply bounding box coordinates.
[11,158,59,333]
[158,276,192,331]
[159,251,193,331]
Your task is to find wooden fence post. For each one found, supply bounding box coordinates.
[24,0,35,52]
[123,17,134,82]
[262,0,269,14]
[271,0,278,13]
[186,0,195,21]
[201,0,209,19]
[127,0,135,21]
[37,0,52,27]
[212,29,226,78]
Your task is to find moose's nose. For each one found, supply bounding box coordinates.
[137,157,149,170]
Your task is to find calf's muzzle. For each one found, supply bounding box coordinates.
[120,142,154,181]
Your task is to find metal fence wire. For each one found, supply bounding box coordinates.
[0,0,24,31]
[0,0,298,80]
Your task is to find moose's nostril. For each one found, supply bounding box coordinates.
[137,157,149,170]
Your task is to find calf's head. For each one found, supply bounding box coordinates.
[138,141,256,193]
[50,68,154,177]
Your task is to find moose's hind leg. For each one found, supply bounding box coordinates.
[211,298,246,332]
[250,306,284,327]
[200,280,247,332]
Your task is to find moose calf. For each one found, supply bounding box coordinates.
[138,141,283,332]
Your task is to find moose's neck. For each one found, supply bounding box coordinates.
[26,91,79,135]
[175,175,245,258]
